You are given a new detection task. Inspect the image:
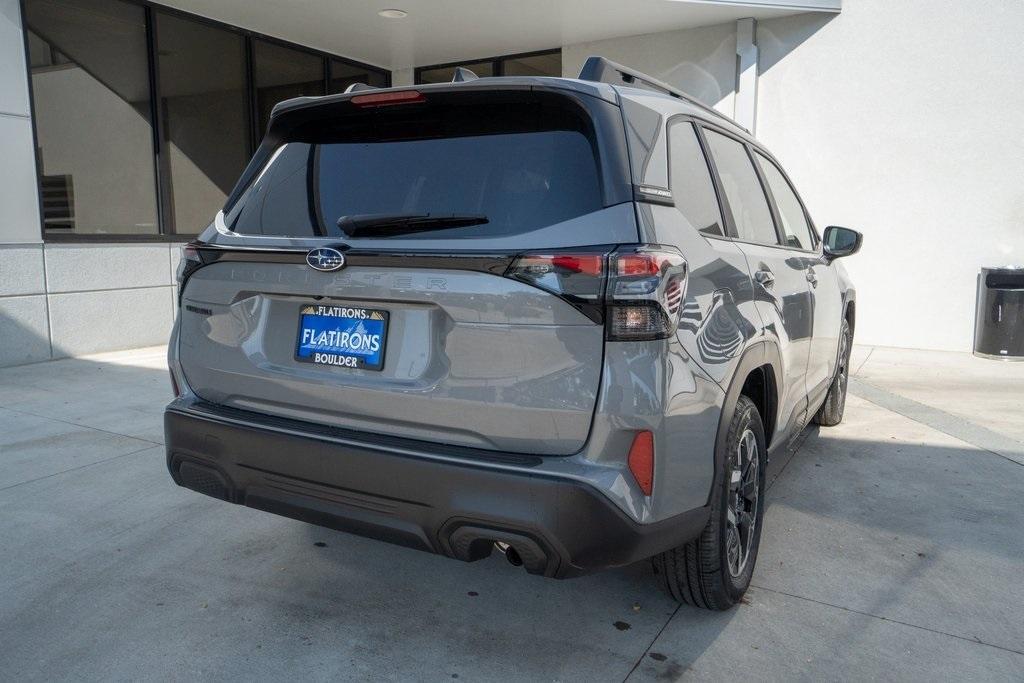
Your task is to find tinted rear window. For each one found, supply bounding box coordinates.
[226,100,604,239]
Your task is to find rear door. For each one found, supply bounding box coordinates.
[177,89,635,455]
[753,150,843,404]
[701,126,813,439]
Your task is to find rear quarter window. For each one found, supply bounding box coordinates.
[667,120,725,237]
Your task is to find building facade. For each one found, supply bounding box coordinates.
[1,0,1022,366]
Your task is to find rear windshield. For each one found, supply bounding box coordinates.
[226,99,605,240]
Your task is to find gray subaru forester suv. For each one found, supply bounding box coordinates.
[166,57,861,610]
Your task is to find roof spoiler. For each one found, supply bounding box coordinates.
[578,56,747,132]
[343,65,477,94]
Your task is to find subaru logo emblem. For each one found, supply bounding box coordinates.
[306,247,346,272]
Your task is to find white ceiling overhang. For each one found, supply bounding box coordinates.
[153,0,841,71]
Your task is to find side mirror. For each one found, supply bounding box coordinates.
[823,226,862,260]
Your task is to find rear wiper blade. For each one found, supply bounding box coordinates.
[336,212,488,237]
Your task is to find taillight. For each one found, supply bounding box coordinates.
[505,245,687,336]
[606,246,687,341]
[506,250,608,322]
[176,243,205,303]
[628,431,655,496]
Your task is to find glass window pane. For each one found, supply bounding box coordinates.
[156,13,248,235]
[416,61,493,84]
[756,152,815,251]
[25,0,158,235]
[228,101,603,241]
[668,121,724,236]
[501,52,561,77]
[253,40,325,135]
[328,59,388,94]
[704,130,778,246]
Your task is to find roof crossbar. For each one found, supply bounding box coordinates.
[578,55,746,132]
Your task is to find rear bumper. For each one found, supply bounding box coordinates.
[164,403,709,578]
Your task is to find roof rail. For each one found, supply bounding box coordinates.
[343,82,378,94]
[452,66,478,82]
[577,56,746,132]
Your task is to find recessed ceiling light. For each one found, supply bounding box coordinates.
[378,9,407,19]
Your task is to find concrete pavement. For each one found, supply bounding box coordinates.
[1,345,1022,681]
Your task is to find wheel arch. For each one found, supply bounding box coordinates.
[705,340,782,506]
[843,289,857,335]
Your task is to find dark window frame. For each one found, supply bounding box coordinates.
[414,48,561,84]
[664,114,729,239]
[19,0,390,243]
[751,148,821,253]
[693,119,821,254]
[696,123,781,247]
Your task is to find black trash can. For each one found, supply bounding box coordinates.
[974,267,1024,360]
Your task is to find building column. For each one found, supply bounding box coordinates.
[0,0,53,367]
[734,17,759,133]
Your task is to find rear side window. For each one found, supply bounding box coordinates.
[667,120,725,236]
[227,100,603,240]
[703,130,778,246]
[755,152,816,251]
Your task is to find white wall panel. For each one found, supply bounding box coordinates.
[757,0,1024,351]
[0,0,30,116]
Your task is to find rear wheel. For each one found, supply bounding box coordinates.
[813,318,852,427]
[653,395,766,610]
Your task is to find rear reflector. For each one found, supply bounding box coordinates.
[628,431,655,496]
[351,90,426,107]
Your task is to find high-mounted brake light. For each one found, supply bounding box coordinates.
[351,90,426,107]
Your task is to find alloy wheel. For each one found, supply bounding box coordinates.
[726,428,759,578]
[837,328,850,403]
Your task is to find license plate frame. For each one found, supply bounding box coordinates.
[294,304,389,371]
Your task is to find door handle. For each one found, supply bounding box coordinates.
[754,269,775,289]
[806,268,818,288]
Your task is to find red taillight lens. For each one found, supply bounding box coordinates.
[351,90,425,107]
[176,244,202,284]
[616,253,675,277]
[549,254,604,276]
[177,243,205,303]
[628,431,655,496]
[506,252,608,317]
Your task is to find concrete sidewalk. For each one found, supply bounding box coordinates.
[0,345,1022,681]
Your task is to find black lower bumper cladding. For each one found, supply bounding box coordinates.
[164,404,708,578]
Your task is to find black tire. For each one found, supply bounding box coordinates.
[813,318,852,427]
[653,395,767,610]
